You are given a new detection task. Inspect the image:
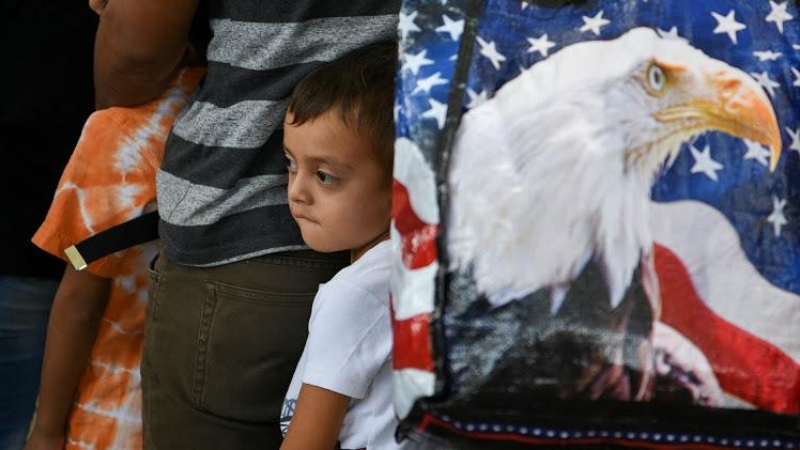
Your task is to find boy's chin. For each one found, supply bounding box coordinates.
[302,238,347,255]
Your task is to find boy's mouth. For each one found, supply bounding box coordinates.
[290,207,312,222]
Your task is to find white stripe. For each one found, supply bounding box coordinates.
[650,200,800,363]
[208,16,398,71]
[115,80,188,175]
[172,99,286,149]
[394,138,439,224]
[722,392,754,409]
[157,171,288,226]
[76,401,143,424]
[54,182,95,234]
[101,317,144,336]
[393,368,436,419]
[390,226,437,320]
[66,438,95,449]
[89,360,141,377]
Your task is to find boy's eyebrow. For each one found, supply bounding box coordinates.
[309,156,354,173]
[282,144,354,172]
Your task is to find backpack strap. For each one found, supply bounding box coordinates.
[64,211,160,270]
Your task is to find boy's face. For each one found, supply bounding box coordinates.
[284,110,392,259]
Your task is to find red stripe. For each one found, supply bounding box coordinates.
[654,244,800,414]
[392,179,439,270]
[391,298,434,371]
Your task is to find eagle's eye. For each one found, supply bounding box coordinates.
[647,64,667,94]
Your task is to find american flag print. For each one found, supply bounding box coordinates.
[32,68,204,450]
[391,0,800,447]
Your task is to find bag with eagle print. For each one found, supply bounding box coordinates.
[390,0,800,448]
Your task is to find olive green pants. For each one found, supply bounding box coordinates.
[142,249,348,450]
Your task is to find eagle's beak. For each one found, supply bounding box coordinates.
[707,66,782,171]
[656,62,783,171]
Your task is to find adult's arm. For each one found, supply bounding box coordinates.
[25,266,111,450]
[94,0,199,108]
[280,384,350,450]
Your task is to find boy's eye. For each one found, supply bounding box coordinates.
[284,154,297,171]
[316,171,338,185]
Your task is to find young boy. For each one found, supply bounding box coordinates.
[25,66,204,450]
[24,66,204,450]
[278,42,408,449]
[24,4,209,447]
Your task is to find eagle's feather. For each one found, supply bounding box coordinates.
[447,27,780,312]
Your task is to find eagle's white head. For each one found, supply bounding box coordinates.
[447,27,781,312]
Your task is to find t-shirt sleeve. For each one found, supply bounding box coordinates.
[31,68,205,279]
[302,278,393,400]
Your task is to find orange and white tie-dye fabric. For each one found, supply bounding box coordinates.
[32,68,204,450]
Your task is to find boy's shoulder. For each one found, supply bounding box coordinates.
[335,241,391,284]
[322,241,392,305]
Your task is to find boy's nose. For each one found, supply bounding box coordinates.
[287,174,310,204]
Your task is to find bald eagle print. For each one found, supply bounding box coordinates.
[391,0,800,447]
[446,27,780,402]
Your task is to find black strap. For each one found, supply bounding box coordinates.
[64,211,160,270]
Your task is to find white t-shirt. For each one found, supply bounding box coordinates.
[281,241,406,449]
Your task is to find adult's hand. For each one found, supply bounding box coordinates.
[24,267,111,450]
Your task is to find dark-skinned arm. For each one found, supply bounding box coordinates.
[93,0,199,108]
[25,266,111,450]
[280,384,351,450]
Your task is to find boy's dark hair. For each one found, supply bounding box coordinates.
[287,42,397,171]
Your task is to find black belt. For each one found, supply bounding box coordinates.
[64,211,160,270]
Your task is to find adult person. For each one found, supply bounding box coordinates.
[0,3,96,449]
[93,1,400,448]
[25,5,209,448]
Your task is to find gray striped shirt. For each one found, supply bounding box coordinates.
[157,1,399,266]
